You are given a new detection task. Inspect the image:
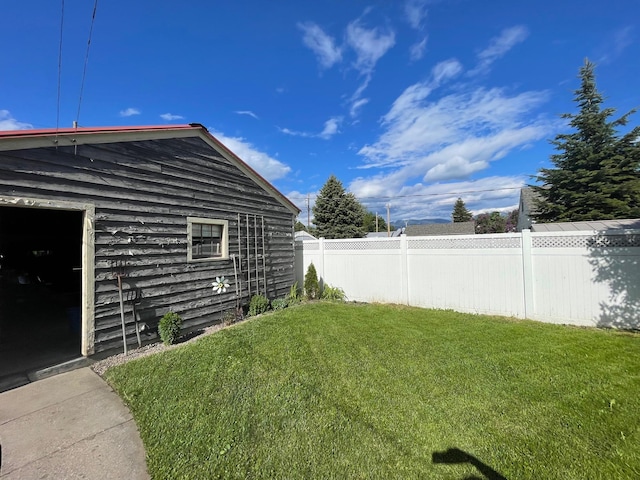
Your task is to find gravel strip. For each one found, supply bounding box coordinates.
[91,323,226,376]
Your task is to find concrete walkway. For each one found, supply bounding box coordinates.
[0,367,149,479]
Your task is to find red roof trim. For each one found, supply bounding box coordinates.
[0,124,197,138]
[0,123,301,215]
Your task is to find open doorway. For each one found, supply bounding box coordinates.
[0,206,84,379]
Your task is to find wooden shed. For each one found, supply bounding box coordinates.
[0,124,299,373]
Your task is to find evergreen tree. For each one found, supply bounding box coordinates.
[294,220,307,232]
[452,198,473,222]
[304,263,320,300]
[312,175,366,239]
[533,59,640,222]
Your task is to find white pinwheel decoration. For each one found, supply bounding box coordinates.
[212,276,230,294]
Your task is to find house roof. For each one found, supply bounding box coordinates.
[531,218,640,232]
[405,222,475,236]
[520,187,541,216]
[294,230,317,241]
[0,124,300,215]
[365,229,403,238]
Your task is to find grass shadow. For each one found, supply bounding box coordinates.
[432,448,507,480]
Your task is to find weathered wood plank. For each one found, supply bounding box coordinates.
[1,134,296,355]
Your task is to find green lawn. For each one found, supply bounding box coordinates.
[105,303,640,479]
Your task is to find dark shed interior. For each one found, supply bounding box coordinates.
[0,206,83,380]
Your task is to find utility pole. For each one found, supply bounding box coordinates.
[375,211,379,232]
[386,203,391,237]
[306,193,310,228]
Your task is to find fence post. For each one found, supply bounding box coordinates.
[521,229,534,318]
[400,234,409,305]
[318,237,326,286]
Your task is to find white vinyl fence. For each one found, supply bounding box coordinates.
[295,229,640,329]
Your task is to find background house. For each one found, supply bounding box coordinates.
[405,222,475,236]
[0,124,299,376]
[531,219,640,232]
[295,230,317,242]
[516,187,540,231]
[365,229,403,238]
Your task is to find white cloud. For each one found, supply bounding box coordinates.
[409,36,428,61]
[404,0,429,30]
[349,175,525,221]
[361,82,549,168]
[346,19,395,76]
[297,15,394,120]
[350,98,370,118]
[235,110,259,120]
[431,58,463,85]
[279,126,312,138]
[369,59,462,146]
[279,116,342,140]
[298,22,343,69]
[212,131,291,182]
[424,156,488,182]
[160,113,184,121]
[0,110,32,130]
[349,44,553,220]
[469,26,529,75]
[597,26,634,63]
[119,107,141,117]
[319,117,342,139]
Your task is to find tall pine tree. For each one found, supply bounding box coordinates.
[533,59,640,222]
[452,197,473,222]
[312,175,366,239]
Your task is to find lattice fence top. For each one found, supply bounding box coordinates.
[408,236,521,249]
[532,234,640,249]
[296,241,319,250]
[325,239,401,250]
[297,232,640,251]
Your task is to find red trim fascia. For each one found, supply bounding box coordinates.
[0,124,197,138]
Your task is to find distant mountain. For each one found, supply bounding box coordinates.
[390,218,450,229]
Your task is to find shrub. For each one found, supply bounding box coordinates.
[304,263,320,300]
[158,311,182,345]
[221,310,236,327]
[271,298,288,311]
[286,282,302,305]
[321,284,346,302]
[248,294,270,317]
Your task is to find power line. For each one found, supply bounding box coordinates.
[75,0,99,127]
[56,0,65,133]
[287,186,521,202]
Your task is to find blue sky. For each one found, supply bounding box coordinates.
[1,0,638,222]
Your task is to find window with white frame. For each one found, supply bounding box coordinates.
[187,217,228,261]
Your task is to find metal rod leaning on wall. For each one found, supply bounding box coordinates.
[262,215,266,296]
[254,214,259,295]
[246,213,251,300]
[112,260,128,355]
[236,213,243,302]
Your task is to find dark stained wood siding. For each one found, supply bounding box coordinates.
[0,136,296,353]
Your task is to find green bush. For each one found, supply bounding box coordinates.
[286,282,302,305]
[248,294,270,317]
[321,284,346,301]
[271,298,288,311]
[304,263,320,300]
[158,311,182,345]
[221,310,236,327]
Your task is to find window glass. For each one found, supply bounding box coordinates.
[188,218,228,261]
